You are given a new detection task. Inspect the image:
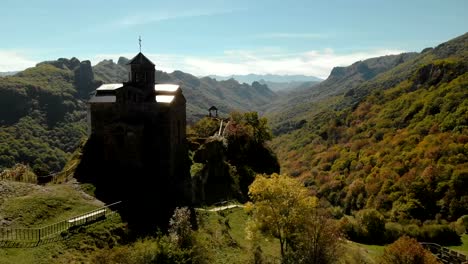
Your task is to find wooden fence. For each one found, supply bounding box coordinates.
[0,201,121,247]
[421,242,468,264]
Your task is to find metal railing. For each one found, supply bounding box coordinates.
[0,201,121,247]
[421,242,468,264]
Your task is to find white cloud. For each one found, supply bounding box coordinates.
[93,48,405,79]
[256,33,327,39]
[0,51,37,72]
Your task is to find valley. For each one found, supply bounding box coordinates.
[0,32,467,263]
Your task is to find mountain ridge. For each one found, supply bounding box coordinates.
[265,52,419,135]
[93,58,278,122]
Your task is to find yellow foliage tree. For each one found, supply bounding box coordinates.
[247,173,317,258]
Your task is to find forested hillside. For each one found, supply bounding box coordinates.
[271,33,468,222]
[0,58,98,174]
[265,52,418,135]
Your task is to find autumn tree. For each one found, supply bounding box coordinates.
[380,236,440,264]
[285,209,343,264]
[247,173,316,258]
[188,117,219,138]
[247,173,343,261]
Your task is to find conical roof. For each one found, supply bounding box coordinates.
[127,52,155,66]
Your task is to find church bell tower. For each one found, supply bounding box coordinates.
[127,52,156,93]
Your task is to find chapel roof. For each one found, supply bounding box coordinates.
[127,52,155,66]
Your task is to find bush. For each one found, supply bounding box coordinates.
[456,215,468,233]
[403,224,421,239]
[340,215,462,247]
[419,224,461,246]
[92,237,193,264]
[384,222,403,243]
[355,209,386,244]
[380,236,440,264]
[338,215,359,241]
[91,207,211,264]
[0,163,37,183]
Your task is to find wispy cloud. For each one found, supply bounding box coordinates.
[94,48,405,79]
[0,50,37,72]
[118,8,234,27]
[256,33,327,39]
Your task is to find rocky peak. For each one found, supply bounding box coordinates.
[117,57,130,66]
[74,60,98,98]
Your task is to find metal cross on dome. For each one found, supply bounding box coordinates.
[139,36,142,52]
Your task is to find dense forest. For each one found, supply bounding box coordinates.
[271,33,468,225]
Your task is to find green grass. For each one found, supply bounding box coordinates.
[0,180,126,264]
[0,181,102,228]
[0,216,126,264]
[448,233,468,255]
[337,241,384,264]
[358,243,385,258]
[196,207,281,263]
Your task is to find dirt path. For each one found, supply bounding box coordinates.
[197,204,244,212]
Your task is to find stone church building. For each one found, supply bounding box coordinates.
[88,52,186,175]
[80,52,190,230]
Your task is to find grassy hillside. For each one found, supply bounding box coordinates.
[0,59,96,174]
[271,33,468,222]
[0,180,126,264]
[0,181,102,228]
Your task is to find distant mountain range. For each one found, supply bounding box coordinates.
[207,74,323,91]
[207,73,322,83]
[0,71,18,77]
[258,79,321,92]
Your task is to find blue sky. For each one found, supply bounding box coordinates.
[1,0,466,78]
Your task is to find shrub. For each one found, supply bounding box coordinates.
[92,237,193,264]
[419,224,461,246]
[355,209,386,244]
[169,207,193,248]
[338,215,359,241]
[384,222,403,243]
[0,163,37,183]
[456,215,468,233]
[403,224,421,239]
[380,236,440,264]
